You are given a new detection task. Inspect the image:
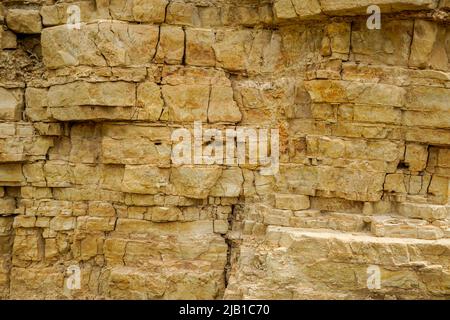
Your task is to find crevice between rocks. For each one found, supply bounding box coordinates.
[220,202,240,299]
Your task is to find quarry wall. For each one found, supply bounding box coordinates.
[0,0,450,299]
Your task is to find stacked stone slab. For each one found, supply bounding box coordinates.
[0,0,449,299]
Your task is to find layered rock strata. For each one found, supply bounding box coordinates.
[0,0,449,299]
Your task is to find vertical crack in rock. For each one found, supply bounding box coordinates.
[1,0,450,300]
[225,205,235,287]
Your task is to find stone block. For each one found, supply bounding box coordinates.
[155,26,185,65]
[6,9,42,34]
[132,0,168,23]
[162,84,209,122]
[122,165,170,194]
[0,88,23,121]
[0,164,25,184]
[42,22,159,68]
[185,28,216,67]
[275,194,311,211]
[208,86,242,123]
[171,167,222,199]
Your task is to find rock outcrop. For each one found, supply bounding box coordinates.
[0,0,449,299]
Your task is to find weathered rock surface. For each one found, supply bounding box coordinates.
[0,0,450,300]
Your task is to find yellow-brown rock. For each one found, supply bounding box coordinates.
[1,0,450,301]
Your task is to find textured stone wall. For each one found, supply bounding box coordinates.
[0,0,449,299]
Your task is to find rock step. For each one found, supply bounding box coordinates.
[371,215,450,240]
[225,226,450,299]
[246,207,450,240]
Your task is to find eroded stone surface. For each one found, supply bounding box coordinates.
[1,0,450,301]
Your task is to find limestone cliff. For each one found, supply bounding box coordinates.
[0,0,450,299]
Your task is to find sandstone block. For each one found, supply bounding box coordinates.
[108,0,134,20]
[273,0,298,20]
[276,0,322,20]
[1,30,17,49]
[227,226,450,299]
[214,30,252,72]
[0,164,25,184]
[305,80,406,107]
[406,128,450,146]
[12,233,42,263]
[398,202,449,220]
[213,220,229,234]
[403,111,450,129]
[418,225,444,240]
[0,137,25,163]
[9,267,63,299]
[42,22,159,68]
[428,175,449,198]
[198,6,221,27]
[40,2,96,26]
[21,187,52,200]
[101,124,171,165]
[351,20,413,66]
[318,167,385,201]
[264,208,292,226]
[136,82,164,121]
[149,207,182,222]
[279,166,385,201]
[275,194,311,211]
[405,144,428,172]
[326,22,351,58]
[25,88,49,122]
[162,84,209,122]
[103,238,127,265]
[208,86,242,123]
[210,168,244,198]
[114,219,214,235]
[23,163,45,186]
[406,86,450,112]
[80,235,99,260]
[88,202,116,217]
[0,198,15,215]
[306,136,403,163]
[0,88,23,121]
[155,26,185,65]
[102,124,171,141]
[132,0,168,23]
[352,105,402,125]
[43,162,71,187]
[321,0,438,14]
[438,149,450,168]
[48,81,135,108]
[409,20,439,68]
[85,217,116,232]
[166,1,198,25]
[0,216,13,235]
[102,137,171,166]
[13,216,36,228]
[186,28,216,67]
[6,9,42,34]
[171,167,222,199]
[370,216,421,238]
[122,165,170,194]
[49,216,76,231]
[384,174,407,193]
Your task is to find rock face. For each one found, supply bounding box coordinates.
[0,0,450,300]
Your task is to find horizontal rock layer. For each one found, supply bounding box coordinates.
[0,0,449,299]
